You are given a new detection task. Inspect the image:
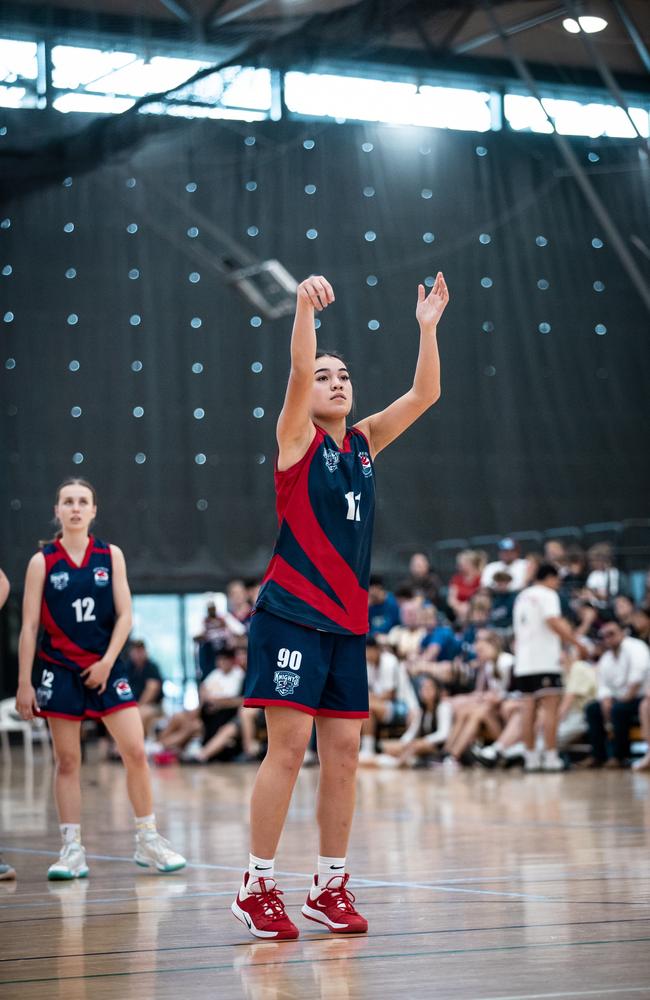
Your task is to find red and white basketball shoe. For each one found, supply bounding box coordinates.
[231,873,299,940]
[301,874,368,934]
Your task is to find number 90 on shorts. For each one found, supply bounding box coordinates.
[277,648,302,671]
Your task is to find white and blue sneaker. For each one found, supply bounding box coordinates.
[134,830,186,873]
[47,841,89,881]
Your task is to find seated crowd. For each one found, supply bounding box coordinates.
[129,542,650,774]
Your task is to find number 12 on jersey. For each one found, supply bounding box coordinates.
[72,597,96,622]
[345,491,361,522]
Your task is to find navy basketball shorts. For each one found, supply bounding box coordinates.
[33,659,138,721]
[244,609,369,718]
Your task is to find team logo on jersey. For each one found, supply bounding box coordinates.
[359,451,373,477]
[323,447,340,474]
[113,678,133,701]
[50,571,69,591]
[94,567,110,587]
[273,670,300,697]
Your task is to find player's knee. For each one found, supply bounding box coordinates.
[270,735,308,773]
[55,750,80,776]
[321,734,360,770]
[119,743,148,769]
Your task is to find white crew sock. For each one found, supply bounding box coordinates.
[135,813,156,835]
[311,855,346,898]
[245,854,274,895]
[360,735,375,754]
[60,823,81,845]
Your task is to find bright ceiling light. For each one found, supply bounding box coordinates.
[562,16,608,34]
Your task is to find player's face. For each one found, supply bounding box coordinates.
[55,485,96,533]
[311,358,352,420]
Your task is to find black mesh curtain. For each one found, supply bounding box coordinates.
[1,110,649,589]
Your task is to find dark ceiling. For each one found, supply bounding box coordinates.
[2,0,649,91]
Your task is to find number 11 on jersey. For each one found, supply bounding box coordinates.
[345,491,361,522]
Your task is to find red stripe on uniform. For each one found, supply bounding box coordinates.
[243,698,317,717]
[316,708,369,718]
[40,598,98,669]
[85,702,137,718]
[264,556,356,632]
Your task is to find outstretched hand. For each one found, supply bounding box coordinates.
[297,275,335,312]
[416,272,449,330]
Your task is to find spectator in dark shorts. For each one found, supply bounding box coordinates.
[583,620,650,769]
[125,640,164,738]
[512,563,587,772]
[186,648,246,763]
[632,684,650,772]
[368,576,400,636]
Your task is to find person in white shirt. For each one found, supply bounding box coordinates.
[585,543,620,604]
[556,651,598,749]
[512,563,587,772]
[359,638,420,763]
[481,538,528,593]
[585,620,650,768]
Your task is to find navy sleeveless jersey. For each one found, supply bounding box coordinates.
[39,536,116,672]
[256,425,375,635]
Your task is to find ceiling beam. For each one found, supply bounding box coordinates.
[158,0,195,22]
[610,0,650,74]
[211,0,272,28]
[453,4,566,54]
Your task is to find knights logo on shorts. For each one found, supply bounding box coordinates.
[113,678,133,700]
[323,447,340,474]
[273,670,300,697]
[36,686,53,707]
[50,571,69,591]
[94,567,110,587]
[359,451,373,477]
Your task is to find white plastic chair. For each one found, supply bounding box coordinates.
[0,698,51,768]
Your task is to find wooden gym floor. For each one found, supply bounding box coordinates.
[1,751,649,1000]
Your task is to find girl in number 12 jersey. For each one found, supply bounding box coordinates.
[16,479,186,880]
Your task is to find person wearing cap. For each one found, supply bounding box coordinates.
[481,538,528,592]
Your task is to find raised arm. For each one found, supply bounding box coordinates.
[276,275,335,471]
[355,272,449,458]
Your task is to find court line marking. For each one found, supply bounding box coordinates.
[0,849,557,901]
[2,916,650,964]
[1,935,649,986]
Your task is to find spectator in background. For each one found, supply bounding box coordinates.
[405,552,443,607]
[488,571,517,634]
[359,638,420,764]
[556,648,598,752]
[418,607,460,664]
[544,539,568,575]
[383,676,453,766]
[585,543,620,604]
[226,578,253,625]
[368,576,400,636]
[524,551,543,587]
[482,538,528,592]
[512,563,587,772]
[562,547,588,598]
[613,594,636,634]
[631,607,650,644]
[125,640,164,738]
[584,619,650,768]
[447,550,483,624]
[185,648,246,763]
[386,599,427,661]
[195,602,232,680]
[459,594,492,659]
[443,632,514,766]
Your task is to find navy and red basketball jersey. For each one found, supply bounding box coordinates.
[256,425,375,635]
[39,536,116,672]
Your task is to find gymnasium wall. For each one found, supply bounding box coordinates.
[1,110,649,590]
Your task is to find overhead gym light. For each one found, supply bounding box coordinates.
[562,15,608,34]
